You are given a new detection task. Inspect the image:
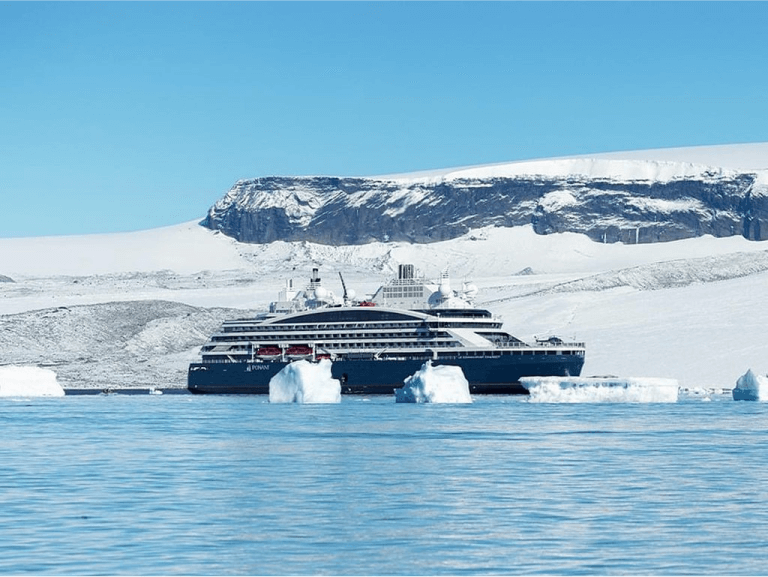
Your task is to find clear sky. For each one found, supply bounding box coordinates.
[2,2,768,238]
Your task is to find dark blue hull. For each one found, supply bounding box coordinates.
[188,352,584,395]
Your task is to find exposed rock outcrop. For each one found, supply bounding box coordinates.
[202,159,768,245]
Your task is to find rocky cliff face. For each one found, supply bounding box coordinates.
[202,159,768,245]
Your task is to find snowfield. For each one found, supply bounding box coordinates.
[1,223,765,391]
[2,144,768,391]
[375,142,768,180]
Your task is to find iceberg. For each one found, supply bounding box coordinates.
[520,376,679,403]
[268,359,341,404]
[0,366,65,397]
[732,369,768,401]
[395,361,472,404]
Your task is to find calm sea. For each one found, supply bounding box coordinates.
[1,393,767,576]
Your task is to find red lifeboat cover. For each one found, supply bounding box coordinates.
[257,346,281,356]
[285,345,312,355]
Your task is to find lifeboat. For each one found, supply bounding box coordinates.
[285,345,313,359]
[256,346,281,358]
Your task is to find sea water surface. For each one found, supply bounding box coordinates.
[1,392,767,575]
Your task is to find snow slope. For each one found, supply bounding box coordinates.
[378,142,768,180]
[0,220,249,277]
[2,144,768,390]
[587,142,768,172]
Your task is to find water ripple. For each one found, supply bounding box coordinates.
[0,395,767,574]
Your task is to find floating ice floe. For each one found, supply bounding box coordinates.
[0,366,65,397]
[679,386,730,401]
[395,361,472,404]
[732,369,768,401]
[269,359,341,404]
[520,376,679,403]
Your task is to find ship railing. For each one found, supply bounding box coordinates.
[493,341,585,350]
[528,342,586,349]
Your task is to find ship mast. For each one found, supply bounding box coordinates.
[339,272,349,304]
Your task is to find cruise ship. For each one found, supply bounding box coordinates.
[187,265,585,394]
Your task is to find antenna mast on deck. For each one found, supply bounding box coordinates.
[339,272,349,303]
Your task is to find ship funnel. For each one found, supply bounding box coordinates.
[398,264,414,280]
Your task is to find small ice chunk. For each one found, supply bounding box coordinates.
[269,359,341,404]
[0,366,65,397]
[520,376,679,403]
[395,361,472,404]
[733,369,768,401]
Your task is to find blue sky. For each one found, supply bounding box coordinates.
[2,2,767,238]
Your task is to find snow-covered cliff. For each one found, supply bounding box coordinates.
[203,157,768,245]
